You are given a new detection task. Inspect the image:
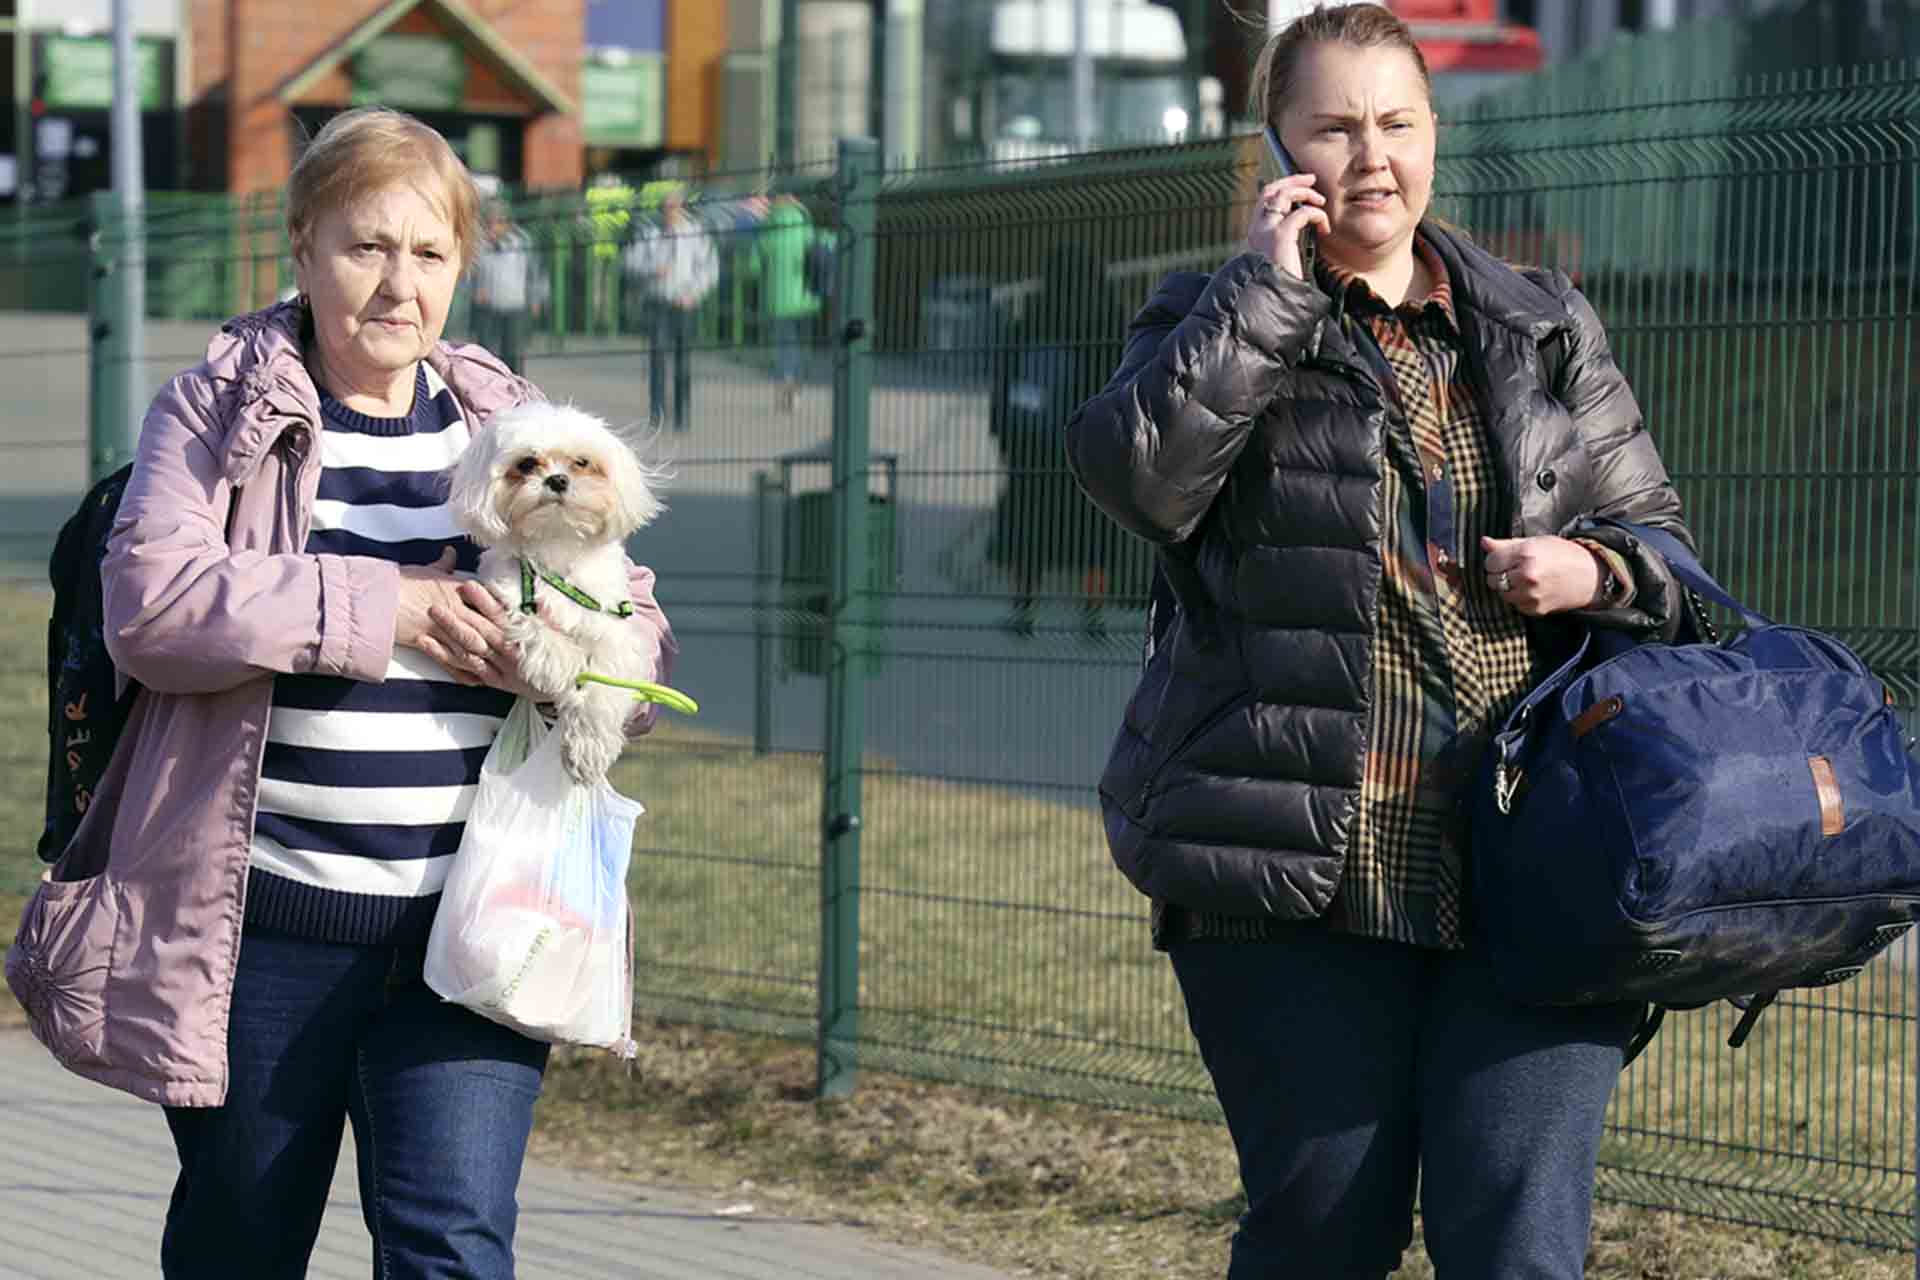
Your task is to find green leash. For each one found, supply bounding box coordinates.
[514,560,695,715]
[575,672,699,716]
[519,559,634,618]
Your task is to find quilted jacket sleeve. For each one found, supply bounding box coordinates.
[1066,252,1333,545]
[1549,279,1699,643]
[103,369,401,695]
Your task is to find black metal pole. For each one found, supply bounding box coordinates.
[1187,0,1210,97]
[777,0,800,170]
[868,0,887,152]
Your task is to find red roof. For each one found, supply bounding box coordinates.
[1418,29,1544,73]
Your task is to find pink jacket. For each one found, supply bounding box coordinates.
[4,301,676,1106]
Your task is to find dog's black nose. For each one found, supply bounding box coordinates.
[544,474,569,494]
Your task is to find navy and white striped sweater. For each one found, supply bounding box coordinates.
[245,364,513,946]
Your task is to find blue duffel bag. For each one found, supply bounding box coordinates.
[1472,520,1920,1063]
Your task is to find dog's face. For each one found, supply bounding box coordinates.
[449,403,663,550]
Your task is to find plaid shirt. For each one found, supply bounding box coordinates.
[1312,238,1536,948]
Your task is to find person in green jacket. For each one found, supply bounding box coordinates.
[584,175,635,336]
[750,196,829,413]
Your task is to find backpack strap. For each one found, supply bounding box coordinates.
[1591,517,1772,630]
[1622,1005,1665,1069]
[1726,990,1778,1049]
[1617,987,1781,1070]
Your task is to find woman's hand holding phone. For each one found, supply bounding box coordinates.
[1248,176,1327,280]
[1248,126,1327,280]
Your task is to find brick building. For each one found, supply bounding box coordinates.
[188,0,587,195]
[580,0,722,175]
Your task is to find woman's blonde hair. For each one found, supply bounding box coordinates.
[1247,2,1433,126]
[286,107,482,270]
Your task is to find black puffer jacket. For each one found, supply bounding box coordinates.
[1065,223,1695,921]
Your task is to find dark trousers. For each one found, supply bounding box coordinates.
[647,304,694,430]
[473,306,529,376]
[162,931,550,1279]
[1169,930,1640,1279]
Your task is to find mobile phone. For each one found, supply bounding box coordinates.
[1261,125,1314,265]
[1262,124,1297,179]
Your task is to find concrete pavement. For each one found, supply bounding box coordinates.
[0,1029,1017,1280]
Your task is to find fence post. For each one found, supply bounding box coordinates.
[817,135,879,1099]
[550,206,571,346]
[87,189,138,484]
[753,469,777,756]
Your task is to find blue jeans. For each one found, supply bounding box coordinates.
[1169,930,1640,1279]
[474,306,530,377]
[772,316,808,383]
[162,930,551,1279]
[647,304,694,429]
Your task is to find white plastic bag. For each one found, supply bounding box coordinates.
[425,699,644,1053]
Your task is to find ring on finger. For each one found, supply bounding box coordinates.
[1497,570,1513,593]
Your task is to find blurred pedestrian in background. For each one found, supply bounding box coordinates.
[624,186,718,432]
[751,195,825,414]
[470,199,545,376]
[988,242,1140,638]
[584,173,634,336]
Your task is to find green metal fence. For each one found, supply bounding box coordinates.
[6,59,1920,1256]
[0,198,103,572]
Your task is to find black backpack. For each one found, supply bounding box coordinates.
[40,462,138,863]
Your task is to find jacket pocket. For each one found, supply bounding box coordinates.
[3,872,120,1066]
[1103,664,1250,824]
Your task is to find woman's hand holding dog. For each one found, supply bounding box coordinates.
[396,549,545,698]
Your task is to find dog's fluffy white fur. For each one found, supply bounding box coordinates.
[447,402,666,784]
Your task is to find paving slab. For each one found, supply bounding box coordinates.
[0,1029,1015,1279]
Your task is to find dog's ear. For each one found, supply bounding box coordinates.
[447,418,511,545]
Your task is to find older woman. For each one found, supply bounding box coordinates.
[8,108,674,1278]
[1068,6,1693,1277]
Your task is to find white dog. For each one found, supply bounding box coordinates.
[447,402,666,785]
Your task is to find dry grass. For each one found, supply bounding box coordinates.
[0,579,1914,1276]
[525,1018,1908,1279]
